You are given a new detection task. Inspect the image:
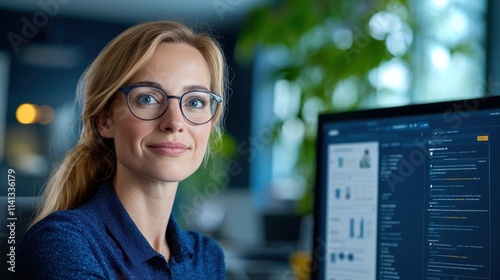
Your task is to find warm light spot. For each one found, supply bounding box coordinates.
[16,103,38,124]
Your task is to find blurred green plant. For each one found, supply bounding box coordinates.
[236,0,413,215]
[182,132,238,188]
[176,132,238,229]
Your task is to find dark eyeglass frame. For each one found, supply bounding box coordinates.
[119,85,223,125]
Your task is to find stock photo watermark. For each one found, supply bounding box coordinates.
[279,236,326,280]
[7,0,70,54]
[6,169,17,273]
[342,4,410,64]
[178,159,241,223]
[382,88,497,192]
[213,0,244,21]
[178,124,275,224]
[343,26,372,64]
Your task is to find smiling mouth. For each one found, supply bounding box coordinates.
[148,142,188,156]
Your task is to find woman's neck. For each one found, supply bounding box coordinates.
[113,167,179,260]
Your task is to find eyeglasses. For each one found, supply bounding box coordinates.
[119,85,223,124]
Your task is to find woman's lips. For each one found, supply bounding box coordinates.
[148,142,188,156]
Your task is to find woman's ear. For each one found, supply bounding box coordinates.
[97,112,114,138]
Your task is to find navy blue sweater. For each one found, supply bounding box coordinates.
[16,182,226,279]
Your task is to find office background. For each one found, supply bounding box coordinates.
[1,0,499,279]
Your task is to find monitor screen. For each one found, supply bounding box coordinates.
[312,96,500,280]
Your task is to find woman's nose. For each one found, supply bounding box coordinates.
[159,98,185,133]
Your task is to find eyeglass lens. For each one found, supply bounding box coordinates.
[126,86,219,123]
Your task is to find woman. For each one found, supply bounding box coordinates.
[17,20,227,279]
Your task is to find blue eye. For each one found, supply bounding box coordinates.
[187,98,204,108]
[136,94,160,105]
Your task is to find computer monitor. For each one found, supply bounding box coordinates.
[312,95,500,280]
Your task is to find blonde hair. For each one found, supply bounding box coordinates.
[30,20,227,226]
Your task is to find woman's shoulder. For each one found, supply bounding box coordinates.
[27,188,108,235]
[185,230,221,246]
[167,217,222,254]
[174,230,225,278]
[184,230,225,258]
[29,208,96,235]
[21,203,108,254]
[16,209,106,279]
[20,208,98,255]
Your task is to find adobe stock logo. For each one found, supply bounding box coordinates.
[213,0,243,21]
[7,0,70,54]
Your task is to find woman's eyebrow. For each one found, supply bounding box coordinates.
[184,84,211,92]
[129,81,211,92]
[130,80,162,87]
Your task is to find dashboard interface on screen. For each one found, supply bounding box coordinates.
[312,96,500,280]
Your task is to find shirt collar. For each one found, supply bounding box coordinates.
[88,181,194,264]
